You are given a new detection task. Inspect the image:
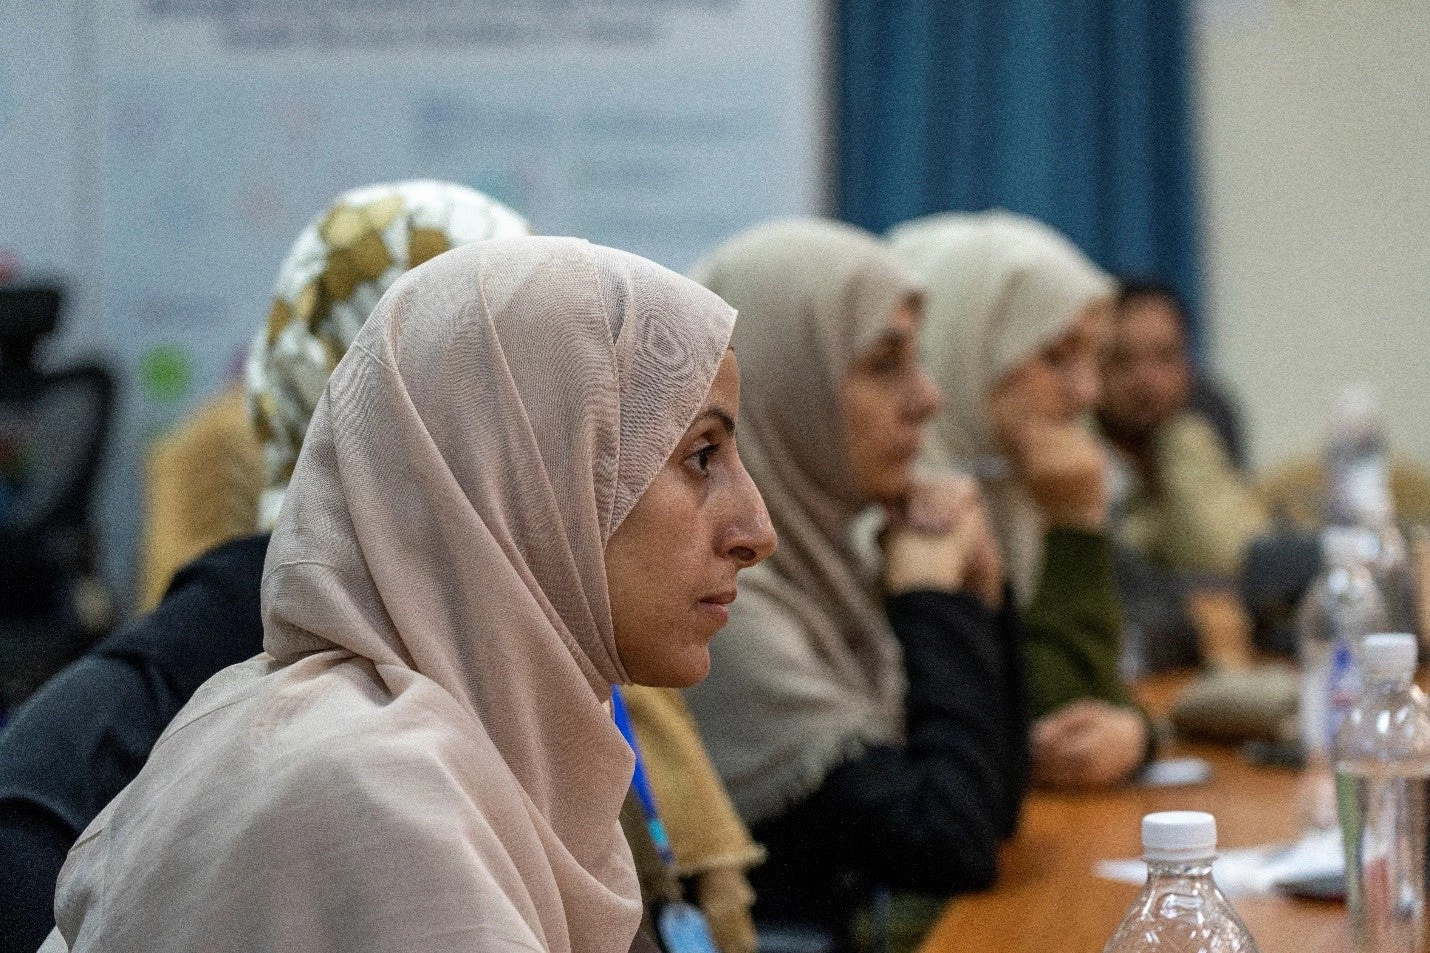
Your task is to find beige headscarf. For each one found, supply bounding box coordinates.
[887,210,1115,603]
[51,237,736,953]
[683,219,926,825]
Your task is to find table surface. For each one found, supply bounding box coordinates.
[921,673,1348,953]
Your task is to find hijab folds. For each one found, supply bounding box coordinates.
[249,179,531,528]
[52,236,736,953]
[887,210,1115,602]
[684,219,925,825]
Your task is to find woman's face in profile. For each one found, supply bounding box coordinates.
[989,298,1110,445]
[840,298,942,504]
[604,351,776,688]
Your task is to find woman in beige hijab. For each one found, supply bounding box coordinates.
[137,179,764,953]
[686,220,1027,951]
[888,210,1150,790]
[47,236,775,953]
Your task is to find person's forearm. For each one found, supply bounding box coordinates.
[1024,529,1135,718]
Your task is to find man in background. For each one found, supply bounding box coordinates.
[1098,279,1269,670]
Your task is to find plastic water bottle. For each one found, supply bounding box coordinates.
[1103,812,1260,953]
[1297,526,1389,831]
[1335,633,1430,953]
[1325,385,1389,529]
[1325,386,1419,638]
[1355,495,1420,644]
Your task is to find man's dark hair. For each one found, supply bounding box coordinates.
[1114,277,1187,332]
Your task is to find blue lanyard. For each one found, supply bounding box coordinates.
[611,687,721,953]
[610,686,676,871]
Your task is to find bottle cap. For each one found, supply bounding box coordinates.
[1142,811,1216,862]
[1322,526,1375,567]
[1363,633,1417,679]
[1332,384,1379,436]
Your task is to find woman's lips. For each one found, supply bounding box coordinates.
[698,590,737,624]
[891,436,923,461]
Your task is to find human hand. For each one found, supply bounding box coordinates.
[1011,422,1109,530]
[882,473,1004,605]
[1031,699,1147,789]
[990,366,1109,531]
[1184,588,1255,671]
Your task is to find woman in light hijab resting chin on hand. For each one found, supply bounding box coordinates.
[45,236,775,953]
[888,210,1153,790]
[685,220,1028,951]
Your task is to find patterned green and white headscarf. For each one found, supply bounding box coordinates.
[248,180,530,528]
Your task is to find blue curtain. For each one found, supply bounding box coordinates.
[838,0,1203,347]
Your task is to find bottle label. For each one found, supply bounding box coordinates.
[1326,640,1360,746]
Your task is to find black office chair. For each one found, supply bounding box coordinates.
[0,283,116,715]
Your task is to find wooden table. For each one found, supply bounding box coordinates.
[921,674,1348,953]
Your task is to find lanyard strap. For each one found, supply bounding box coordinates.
[610,686,677,871]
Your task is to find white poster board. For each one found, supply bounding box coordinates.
[1,0,829,600]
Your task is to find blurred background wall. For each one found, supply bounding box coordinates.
[1195,0,1430,469]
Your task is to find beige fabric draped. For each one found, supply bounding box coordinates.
[684,219,925,825]
[50,236,737,953]
[887,210,1115,603]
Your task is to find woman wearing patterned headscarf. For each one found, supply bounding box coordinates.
[888,210,1151,790]
[46,235,776,952]
[685,220,1028,952]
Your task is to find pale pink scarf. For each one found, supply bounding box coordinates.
[50,237,736,953]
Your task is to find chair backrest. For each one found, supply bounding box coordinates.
[0,365,115,541]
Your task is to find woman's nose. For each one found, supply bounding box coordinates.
[724,469,777,567]
[1070,357,1102,413]
[907,363,942,422]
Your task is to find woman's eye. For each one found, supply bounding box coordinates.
[690,444,719,476]
[869,349,904,376]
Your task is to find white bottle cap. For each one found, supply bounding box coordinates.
[1322,526,1374,567]
[1332,384,1379,435]
[1363,633,1417,679]
[1142,811,1217,862]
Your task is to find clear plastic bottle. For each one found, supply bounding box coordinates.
[1103,811,1260,953]
[1358,493,1419,642]
[1335,633,1430,953]
[1297,526,1389,831]
[1325,385,1389,529]
[1324,385,1419,639]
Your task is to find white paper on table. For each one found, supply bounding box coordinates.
[1093,829,1344,898]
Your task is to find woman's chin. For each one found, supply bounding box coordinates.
[870,469,915,505]
[628,648,712,690]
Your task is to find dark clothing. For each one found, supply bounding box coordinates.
[0,534,269,953]
[1189,374,1248,473]
[1241,530,1321,657]
[749,590,1027,933]
[1113,543,1203,674]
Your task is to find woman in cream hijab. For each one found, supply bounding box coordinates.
[143,179,765,953]
[888,210,1150,790]
[46,236,775,953]
[686,220,1027,951]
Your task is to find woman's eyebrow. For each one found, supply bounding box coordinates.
[691,407,736,436]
